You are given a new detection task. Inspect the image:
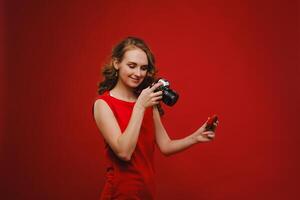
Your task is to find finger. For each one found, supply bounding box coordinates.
[202,131,214,135]
[152,90,163,97]
[152,100,160,105]
[207,134,215,139]
[201,133,214,140]
[203,131,215,137]
[152,96,163,102]
[201,122,208,130]
[149,82,163,92]
[142,86,151,93]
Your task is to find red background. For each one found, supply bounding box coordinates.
[2,0,300,199]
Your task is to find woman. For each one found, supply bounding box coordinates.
[93,36,218,200]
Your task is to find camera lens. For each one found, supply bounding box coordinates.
[155,78,179,106]
[162,88,179,106]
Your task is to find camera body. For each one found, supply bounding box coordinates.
[155,78,179,106]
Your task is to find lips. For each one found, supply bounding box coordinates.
[130,77,140,83]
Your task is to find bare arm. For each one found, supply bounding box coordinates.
[94,100,145,161]
[93,83,163,161]
[153,106,217,156]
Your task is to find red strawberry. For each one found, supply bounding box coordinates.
[206,114,218,131]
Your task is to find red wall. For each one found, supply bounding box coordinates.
[2,0,300,199]
[1,0,5,150]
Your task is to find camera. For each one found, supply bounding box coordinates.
[155,78,179,106]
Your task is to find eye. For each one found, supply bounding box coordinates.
[141,66,148,71]
[127,63,135,69]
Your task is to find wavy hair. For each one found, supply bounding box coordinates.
[97,36,164,115]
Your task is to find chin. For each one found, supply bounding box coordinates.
[124,81,139,89]
[131,82,142,88]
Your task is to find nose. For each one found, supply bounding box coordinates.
[134,67,142,77]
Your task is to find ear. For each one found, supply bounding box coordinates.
[113,58,119,70]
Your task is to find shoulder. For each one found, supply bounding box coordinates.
[93,97,115,122]
[94,98,109,110]
[93,91,113,116]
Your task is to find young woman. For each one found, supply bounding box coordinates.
[93,36,218,200]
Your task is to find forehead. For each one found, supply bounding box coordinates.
[122,48,148,65]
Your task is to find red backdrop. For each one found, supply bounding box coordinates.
[2,0,300,199]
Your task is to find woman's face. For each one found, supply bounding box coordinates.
[114,48,149,89]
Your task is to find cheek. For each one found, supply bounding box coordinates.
[141,70,148,77]
[120,67,132,75]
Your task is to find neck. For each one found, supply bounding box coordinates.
[110,79,137,102]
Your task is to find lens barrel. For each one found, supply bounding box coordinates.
[155,78,179,106]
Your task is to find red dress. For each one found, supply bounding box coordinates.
[94,91,156,200]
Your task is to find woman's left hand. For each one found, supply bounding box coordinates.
[195,120,219,143]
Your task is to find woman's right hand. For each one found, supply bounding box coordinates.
[135,82,163,109]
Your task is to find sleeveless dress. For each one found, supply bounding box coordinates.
[93,91,156,200]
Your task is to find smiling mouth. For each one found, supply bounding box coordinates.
[130,77,140,82]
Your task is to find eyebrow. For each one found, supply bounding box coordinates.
[127,61,148,67]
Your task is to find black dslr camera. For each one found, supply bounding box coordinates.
[155,78,179,106]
